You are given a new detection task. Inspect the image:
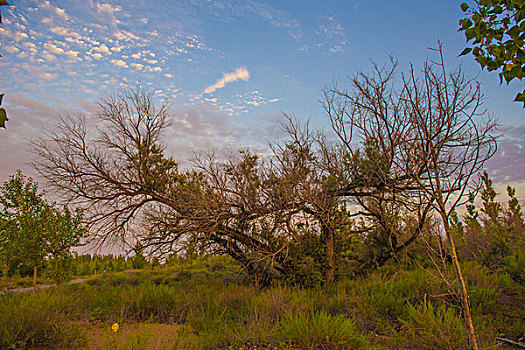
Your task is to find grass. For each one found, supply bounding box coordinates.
[279,309,368,349]
[0,255,523,349]
[0,292,84,349]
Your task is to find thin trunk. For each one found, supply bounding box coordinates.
[33,264,38,292]
[55,258,61,289]
[1,260,8,291]
[322,223,335,284]
[441,211,479,350]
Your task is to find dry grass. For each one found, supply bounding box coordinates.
[77,322,199,350]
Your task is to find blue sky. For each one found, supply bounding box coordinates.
[1,0,524,190]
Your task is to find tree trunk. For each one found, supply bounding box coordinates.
[1,260,8,291]
[441,212,479,350]
[54,258,61,290]
[33,264,38,292]
[322,223,335,284]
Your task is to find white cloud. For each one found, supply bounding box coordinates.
[44,42,65,54]
[114,30,139,41]
[65,50,79,58]
[40,1,69,20]
[41,72,57,79]
[111,59,128,68]
[204,67,250,94]
[4,45,19,54]
[96,3,122,14]
[42,52,57,61]
[94,44,110,54]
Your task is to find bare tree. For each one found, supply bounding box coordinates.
[323,45,497,350]
[32,88,177,248]
[322,62,435,272]
[32,88,341,284]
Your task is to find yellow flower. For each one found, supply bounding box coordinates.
[111,323,119,333]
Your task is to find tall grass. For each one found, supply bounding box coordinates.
[279,309,368,349]
[0,255,523,349]
[0,291,84,349]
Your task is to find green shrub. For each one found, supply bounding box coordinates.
[399,302,467,350]
[122,283,182,323]
[505,251,525,284]
[366,284,405,321]
[279,309,368,349]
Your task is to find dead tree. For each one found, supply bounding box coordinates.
[323,45,497,350]
[32,88,336,284]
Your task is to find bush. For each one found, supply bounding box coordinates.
[505,251,525,285]
[399,302,467,350]
[279,309,368,349]
[122,283,183,323]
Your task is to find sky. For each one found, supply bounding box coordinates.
[1,0,525,198]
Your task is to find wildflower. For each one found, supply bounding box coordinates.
[111,322,119,332]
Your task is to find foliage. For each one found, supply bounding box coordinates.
[131,243,149,270]
[505,251,525,284]
[456,172,525,274]
[400,302,468,349]
[0,93,7,129]
[0,0,8,25]
[459,0,525,105]
[0,171,85,287]
[0,171,51,272]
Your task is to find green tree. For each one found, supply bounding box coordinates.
[0,171,50,290]
[0,216,12,289]
[0,171,85,290]
[45,206,85,286]
[459,0,525,105]
[457,173,525,271]
[131,243,148,269]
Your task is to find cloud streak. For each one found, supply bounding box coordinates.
[203,66,250,94]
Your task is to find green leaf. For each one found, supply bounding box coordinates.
[514,91,525,102]
[0,108,7,129]
[508,25,521,39]
[465,28,476,41]
[461,2,469,12]
[0,94,3,105]
[0,0,9,6]
[510,65,523,79]
[473,46,482,56]
[459,47,472,56]
[516,9,525,22]
[459,18,473,29]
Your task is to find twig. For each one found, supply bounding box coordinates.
[496,337,525,349]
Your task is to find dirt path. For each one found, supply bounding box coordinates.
[0,278,87,295]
